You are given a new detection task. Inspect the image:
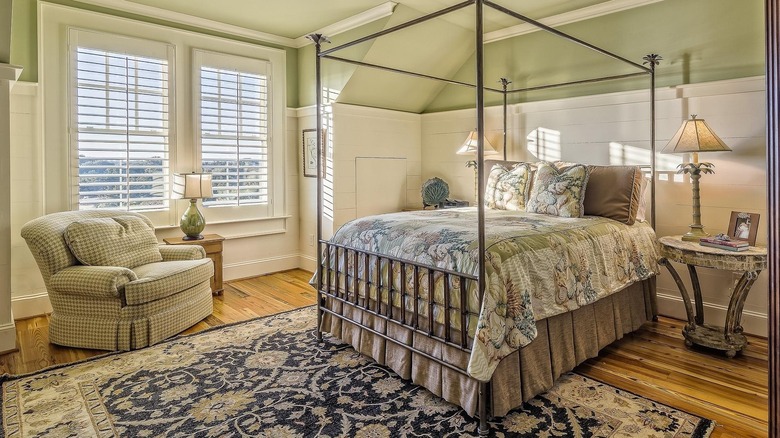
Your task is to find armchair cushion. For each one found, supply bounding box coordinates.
[159,245,206,261]
[50,266,138,299]
[64,216,162,268]
[125,259,213,305]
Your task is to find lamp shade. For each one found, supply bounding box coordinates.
[661,115,732,154]
[456,131,499,156]
[173,173,213,199]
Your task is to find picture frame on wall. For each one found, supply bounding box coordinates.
[302,129,325,178]
[728,211,760,246]
[302,129,318,178]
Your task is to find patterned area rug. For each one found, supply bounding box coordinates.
[1,307,714,437]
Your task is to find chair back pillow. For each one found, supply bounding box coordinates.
[583,165,644,225]
[526,161,590,217]
[484,163,532,210]
[64,216,163,268]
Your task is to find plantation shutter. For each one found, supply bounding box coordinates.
[71,31,172,211]
[197,51,270,208]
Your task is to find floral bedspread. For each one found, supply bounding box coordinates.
[326,207,658,382]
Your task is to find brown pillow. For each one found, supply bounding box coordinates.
[583,165,643,225]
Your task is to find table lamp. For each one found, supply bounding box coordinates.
[457,130,499,203]
[173,172,213,240]
[661,115,731,241]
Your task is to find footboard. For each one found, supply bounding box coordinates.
[317,241,480,373]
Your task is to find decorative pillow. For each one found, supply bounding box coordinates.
[526,161,590,217]
[583,165,644,225]
[635,176,649,223]
[64,216,163,268]
[484,163,532,210]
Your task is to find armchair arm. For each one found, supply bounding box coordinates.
[159,245,206,261]
[50,266,138,299]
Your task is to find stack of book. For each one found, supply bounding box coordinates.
[699,236,750,251]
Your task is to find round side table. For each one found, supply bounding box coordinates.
[657,235,767,357]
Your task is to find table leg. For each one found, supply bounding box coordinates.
[726,270,760,337]
[659,258,696,330]
[687,265,704,325]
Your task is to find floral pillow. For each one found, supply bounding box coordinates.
[484,163,532,210]
[526,161,589,217]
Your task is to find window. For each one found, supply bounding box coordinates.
[199,66,268,206]
[44,10,288,227]
[194,50,274,219]
[70,30,173,212]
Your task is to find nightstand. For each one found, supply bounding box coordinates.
[163,234,225,295]
[658,235,767,357]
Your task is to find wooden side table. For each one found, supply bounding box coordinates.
[658,235,767,357]
[163,234,224,295]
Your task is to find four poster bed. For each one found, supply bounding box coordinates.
[308,1,661,434]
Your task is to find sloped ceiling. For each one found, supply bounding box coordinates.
[335,5,475,113]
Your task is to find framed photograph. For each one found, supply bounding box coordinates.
[727,211,760,246]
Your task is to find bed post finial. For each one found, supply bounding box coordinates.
[643,53,663,67]
[307,33,331,45]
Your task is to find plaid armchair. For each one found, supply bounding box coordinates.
[21,211,214,351]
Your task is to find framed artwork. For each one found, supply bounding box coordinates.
[302,129,324,178]
[727,211,760,245]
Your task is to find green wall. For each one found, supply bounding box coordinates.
[9,0,299,107]
[424,0,765,112]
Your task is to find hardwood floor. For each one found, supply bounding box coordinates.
[0,269,767,437]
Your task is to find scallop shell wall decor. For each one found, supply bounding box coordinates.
[421,177,449,207]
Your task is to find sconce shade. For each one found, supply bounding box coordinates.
[456,131,499,156]
[661,115,732,154]
[173,173,213,199]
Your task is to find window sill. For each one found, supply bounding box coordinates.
[156,215,291,240]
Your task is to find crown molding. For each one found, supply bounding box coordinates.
[70,0,297,46]
[69,0,397,49]
[485,0,664,43]
[293,2,397,47]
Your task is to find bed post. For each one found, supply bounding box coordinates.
[309,33,330,342]
[475,0,490,435]
[500,78,511,160]
[643,54,661,230]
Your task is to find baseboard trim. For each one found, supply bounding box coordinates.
[11,290,53,320]
[298,254,317,273]
[0,321,17,353]
[656,291,767,337]
[224,254,301,281]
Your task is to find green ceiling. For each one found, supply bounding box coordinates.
[9,0,767,112]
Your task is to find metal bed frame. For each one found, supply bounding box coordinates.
[308,1,660,434]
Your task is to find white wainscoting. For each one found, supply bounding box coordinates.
[421,76,768,337]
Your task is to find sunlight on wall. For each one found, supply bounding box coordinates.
[322,87,339,220]
[609,142,683,181]
[527,127,561,161]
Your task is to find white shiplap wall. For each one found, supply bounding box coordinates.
[421,76,768,336]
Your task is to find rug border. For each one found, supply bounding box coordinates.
[0,305,316,384]
[574,371,717,437]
